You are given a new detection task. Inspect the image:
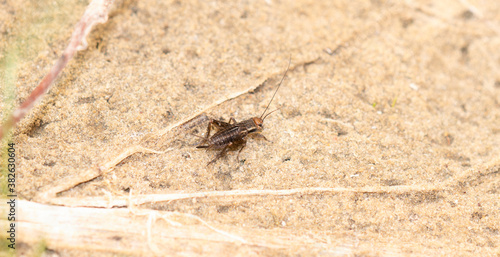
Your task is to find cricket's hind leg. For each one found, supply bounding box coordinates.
[193,133,209,148]
[194,118,231,148]
[204,119,233,139]
[235,139,247,162]
[207,144,231,166]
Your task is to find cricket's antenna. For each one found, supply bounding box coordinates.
[262,107,282,121]
[260,56,291,119]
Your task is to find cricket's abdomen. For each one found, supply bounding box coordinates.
[209,126,247,147]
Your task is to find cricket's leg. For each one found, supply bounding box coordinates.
[194,133,209,148]
[197,118,234,149]
[203,119,215,140]
[205,119,233,138]
[253,133,270,142]
[207,144,231,166]
[236,140,247,162]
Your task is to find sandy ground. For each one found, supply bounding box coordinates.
[1,0,500,256]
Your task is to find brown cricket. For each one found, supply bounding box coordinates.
[196,58,291,165]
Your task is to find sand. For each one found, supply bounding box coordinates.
[1,0,499,256]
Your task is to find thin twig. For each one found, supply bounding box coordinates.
[0,0,115,140]
[48,185,446,208]
[37,145,166,201]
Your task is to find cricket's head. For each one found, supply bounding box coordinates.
[249,117,264,133]
[250,107,282,133]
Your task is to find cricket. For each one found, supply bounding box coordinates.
[195,58,291,165]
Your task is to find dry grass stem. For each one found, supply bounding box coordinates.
[0,0,114,139]
[37,145,167,201]
[48,185,445,208]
